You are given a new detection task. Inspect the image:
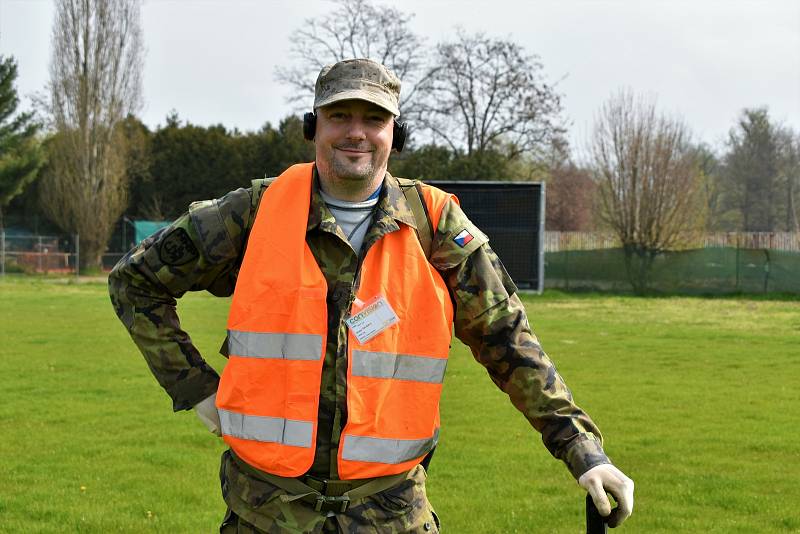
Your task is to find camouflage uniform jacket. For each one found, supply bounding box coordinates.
[109,169,610,533]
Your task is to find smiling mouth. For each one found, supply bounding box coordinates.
[334,146,372,154]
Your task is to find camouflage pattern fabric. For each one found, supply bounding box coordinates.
[314,58,402,116]
[109,167,609,532]
[220,451,439,533]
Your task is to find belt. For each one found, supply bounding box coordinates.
[230,451,411,514]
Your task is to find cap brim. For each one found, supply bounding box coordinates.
[315,89,400,117]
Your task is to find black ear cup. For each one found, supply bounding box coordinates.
[303,112,316,141]
[392,121,407,152]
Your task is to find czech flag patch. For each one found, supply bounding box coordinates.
[453,229,474,248]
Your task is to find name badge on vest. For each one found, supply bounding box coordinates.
[345,295,399,344]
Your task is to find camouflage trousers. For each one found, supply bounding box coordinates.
[219,450,441,533]
[219,507,340,533]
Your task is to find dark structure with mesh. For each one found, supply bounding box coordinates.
[428,181,545,291]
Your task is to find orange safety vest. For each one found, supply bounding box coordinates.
[217,163,455,479]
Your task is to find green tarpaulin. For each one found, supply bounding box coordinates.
[133,220,170,244]
[545,247,800,294]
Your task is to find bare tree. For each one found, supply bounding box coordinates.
[40,0,143,271]
[776,127,799,232]
[590,90,703,293]
[275,0,426,114]
[546,164,597,231]
[691,143,725,230]
[412,30,564,163]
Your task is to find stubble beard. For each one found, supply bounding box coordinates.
[332,154,376,183]
[316,137,390,200]
[325,143,388,189]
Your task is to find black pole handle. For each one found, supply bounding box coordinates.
[586,493,609,533]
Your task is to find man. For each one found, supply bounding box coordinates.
[109,58,634,533]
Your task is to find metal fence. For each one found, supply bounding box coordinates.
[0,232,79,276]
[544,231,800,252]
[0,231,135,276]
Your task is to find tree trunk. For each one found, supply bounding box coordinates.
[788,176,799,232]
[623,244,657,295]
[78,237,104,273]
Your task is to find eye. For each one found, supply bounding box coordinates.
[368,115,389,125]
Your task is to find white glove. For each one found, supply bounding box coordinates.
[193,393,222,436]
[578,463,634,528]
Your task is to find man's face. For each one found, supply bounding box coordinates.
[314,99,394,189]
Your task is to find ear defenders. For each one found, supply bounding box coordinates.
[303,112,407,152]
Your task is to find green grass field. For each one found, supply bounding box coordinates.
[1,276,798,533]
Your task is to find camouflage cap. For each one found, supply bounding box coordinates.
[314,58,401,116]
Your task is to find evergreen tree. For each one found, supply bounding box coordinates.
[137,114,314,219]
[0,55,45,231]
[721,108,781,231]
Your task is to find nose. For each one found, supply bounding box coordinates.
[345,118,367,140]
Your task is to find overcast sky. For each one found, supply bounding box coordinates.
[1,0,798,152]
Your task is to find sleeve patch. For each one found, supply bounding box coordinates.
[429,199,489,271]
[158,228,199,266]
[453,229,474,247]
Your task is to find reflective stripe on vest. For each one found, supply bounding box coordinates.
[352,350,447,384]
[219,409,314,448]
[341,428,440,464]
[228,330,323,361]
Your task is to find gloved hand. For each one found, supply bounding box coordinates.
[194,393,222,436]
[578,463,634,528]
